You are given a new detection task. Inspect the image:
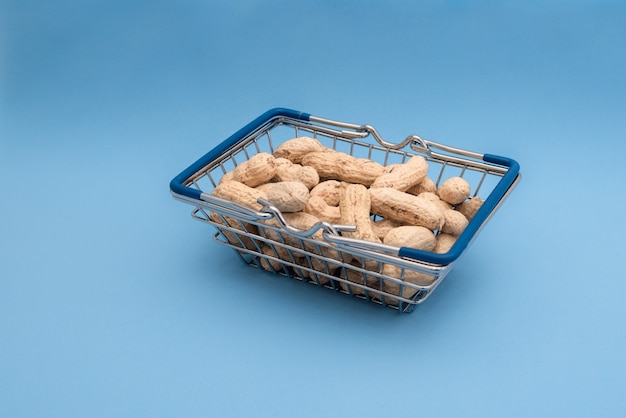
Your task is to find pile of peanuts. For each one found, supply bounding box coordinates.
[210,137,484,300]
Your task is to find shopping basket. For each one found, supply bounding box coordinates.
[170,108,521,312]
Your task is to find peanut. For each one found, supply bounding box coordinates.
[303,257,338,285]
[382,265,435,303]
[279,211,325,243]
[383,225,436,251]
[273,136,326,163]
[254,182,274,195]
[299,268,330,286]
[338,260,380,296]
[369,187,444,231]
[259,244,290,271]
[339,184,380,243]
[309,180,344,205]
[231,152,276,187]
[338,184,380,290]
[456,196,484,221]
[301,150,384,186]
[303,196,341,224]
[218,170,235,184]
[434,233,457,254]
[302,180,344,223]
[371,155,428,191]
[381,225,436,303]
[438,176,471,205]
[212,180,267,211]
[441,209,469,236]
[273,158,320,189]
[382,163,400,174]
[209,212,258,249]
[406,176,437,196]
[264,181,310,213]
[260,214,314,250]
[370,218,402,241]
[418,191,453,212]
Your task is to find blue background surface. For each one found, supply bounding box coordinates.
[2,1,625,417]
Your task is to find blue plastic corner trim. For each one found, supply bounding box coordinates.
[169,108,310,199]
[399,153,520,265]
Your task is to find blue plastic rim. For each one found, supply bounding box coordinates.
[170,107,520,266]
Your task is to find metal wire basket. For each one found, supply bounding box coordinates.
[170,108,521,312]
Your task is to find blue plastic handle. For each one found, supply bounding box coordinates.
[169,108,311,200]
[398,154,520,265]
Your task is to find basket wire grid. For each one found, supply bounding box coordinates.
[170,109,520,312]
